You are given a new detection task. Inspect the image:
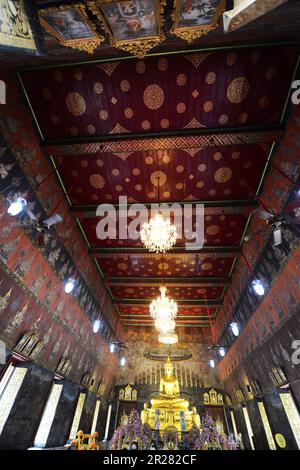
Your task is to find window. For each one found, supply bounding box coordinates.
[230,410,238,439]
[69,392,86,440]
[242,406,255,450]
[34,383,63,448]
[257,401,276,450]
[279,391,300,449]
[0,365,27,435]
[90,400,101,434]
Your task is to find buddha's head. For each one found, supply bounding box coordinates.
[144,403,148,410]
[164,355,174,377]
[192,406,197,413]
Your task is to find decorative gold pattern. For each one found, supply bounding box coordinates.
[143,84,165,110]
[0,288,12,315]
[227,76,250,104]
[90,174,105,189]
[214,167,232,183]
[66,92,86,117]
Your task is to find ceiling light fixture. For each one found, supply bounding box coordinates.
[209,359,215,368]
[120,357,126,367]
[158,332,178,345]
[219,347,226,357]
[110,343,116,353]
[150,285,178,329]
[140,173,177,253]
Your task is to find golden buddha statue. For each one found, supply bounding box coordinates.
[141,355,200,434]
[150,355,189,410]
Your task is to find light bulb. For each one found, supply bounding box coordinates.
[219,347,226,357]
[64,278,75,294]
[231,322,239,337]
[7,197,27,216]
[252,279,265,296]
[110,343,115,353]
[209,359,215,368]
[120,357,126,367]
[93,319,100,333]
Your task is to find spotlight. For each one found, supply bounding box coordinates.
[64,278,75,294]
[252,279,265,296]
[231,322,239,337]
[7,197,27,216]
[219,347,226,357]
[209,359,215,368]
[120,357,126,367]
[110,343,116,353]
[93,319,100,333]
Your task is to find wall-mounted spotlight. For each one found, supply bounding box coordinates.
[64,277,75,294]
[7,197,27,216]
[209,359,215,368]
[93,319,101,333]
[110,343,116,354]
[252,279,265,296]
[219,347,226,357]
[230,322,239,337]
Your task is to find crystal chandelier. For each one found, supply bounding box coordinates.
[141,211,177,253]
[150,285,177,333]
[140,173,177,253]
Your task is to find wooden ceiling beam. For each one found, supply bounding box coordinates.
[114,298,222,305]
[71,198,259,212]
[43,124,283,148]
[89,246,240,254]
[105,276,229,284]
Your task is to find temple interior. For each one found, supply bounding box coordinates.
[0,0,300,452]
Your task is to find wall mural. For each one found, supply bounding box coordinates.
[118,330,222,389]
[0,0,42,54]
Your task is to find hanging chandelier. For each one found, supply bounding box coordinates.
[140,211,177,253]
[140,172,177,253]
[150,285,178,335]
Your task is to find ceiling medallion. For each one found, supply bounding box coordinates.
[140,211,177,253]
[150,285,178,338]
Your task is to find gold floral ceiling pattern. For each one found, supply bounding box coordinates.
[18,45,298,332]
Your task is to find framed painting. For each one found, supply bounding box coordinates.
[0,0,43,54]
[88,0,166,58]
[38,3,104,54]
[171,0,226,43]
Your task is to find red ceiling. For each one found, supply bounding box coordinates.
[21,47,295,139]
[19,45,298,333]
[56,144,271,204]
[80,211,249,248]
[110,284,224,301]
[97,253,234,278]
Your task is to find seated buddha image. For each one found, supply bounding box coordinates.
[150,355,189,411]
